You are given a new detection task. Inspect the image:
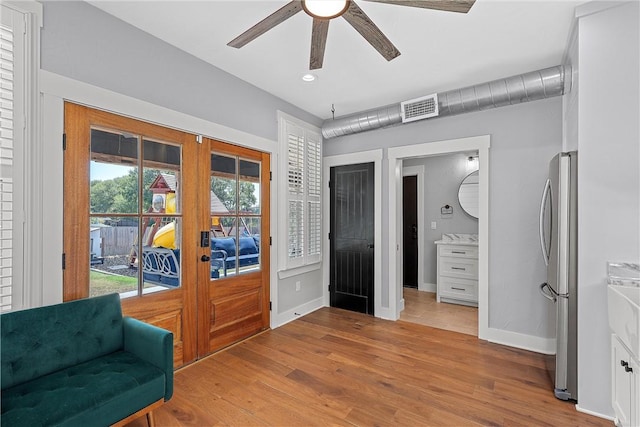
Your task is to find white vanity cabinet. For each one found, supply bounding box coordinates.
[611,334,639,427]
[436,243,478,306]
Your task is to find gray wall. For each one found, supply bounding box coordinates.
[325,97,562,338]
[40,1,322,141]
[566,2,640,417]
[39,1,323,316]
[403,153,479,285]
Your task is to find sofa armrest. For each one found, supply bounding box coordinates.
[123,317,173,401]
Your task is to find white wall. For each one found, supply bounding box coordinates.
[403,153,479,286]
[568,1,640,417]
[324,97,563,343]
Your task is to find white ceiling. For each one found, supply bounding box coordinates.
[88,0,582,120]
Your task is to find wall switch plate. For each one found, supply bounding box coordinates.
[431,221,437,230]
[295,281,301,291]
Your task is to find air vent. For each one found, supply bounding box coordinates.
[401,94,439,123]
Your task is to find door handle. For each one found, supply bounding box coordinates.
[367,243,374,249]
[201,255,211,262]
[539,178,551,267]
[539,282,557,302]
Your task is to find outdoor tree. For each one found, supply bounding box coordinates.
[89,167,163,215]
[210,176,257,213]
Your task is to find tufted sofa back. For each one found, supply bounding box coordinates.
[1,293,124,390]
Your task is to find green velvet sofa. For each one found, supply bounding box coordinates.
[1,293,173,427]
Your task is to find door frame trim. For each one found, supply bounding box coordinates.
[323,150,383,316]
[402,165,425,291]
[39,70,279,327]
[388,135,490,339]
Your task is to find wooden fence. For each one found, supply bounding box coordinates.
[100,227,137,256]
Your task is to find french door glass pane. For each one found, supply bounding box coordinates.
[89,129,182,297]
[210,154,262,279]
[90,129,139,214]
[142,218,181,293]
[239,159,260,214]
[89,216,139,297]
[211,154,237,214]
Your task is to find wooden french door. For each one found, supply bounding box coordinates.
[329,163,375,315]
[196,139,270,356]
[63,103,270,367]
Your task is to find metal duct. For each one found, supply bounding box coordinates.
[321,65,570,139]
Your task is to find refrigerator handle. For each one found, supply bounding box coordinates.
[539,178,551,267]
[540,282,557,302]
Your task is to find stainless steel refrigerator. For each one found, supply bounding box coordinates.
[539,151,578,402]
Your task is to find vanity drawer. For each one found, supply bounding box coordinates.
[439,256,478,279]
[438,245,478,259]
[438,277,478,302]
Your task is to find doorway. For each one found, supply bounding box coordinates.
[400,154,479,336]
[329,163,375,315]
[388,136,490,339]
[63,103,270,367]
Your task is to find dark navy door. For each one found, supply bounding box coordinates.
[329,163,374,315]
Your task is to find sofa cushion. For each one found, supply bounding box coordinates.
[212,237,235,255]
[1,294,123,389]
[1,351,165,427]
[238,236,258,255]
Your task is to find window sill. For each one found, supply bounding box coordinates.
[277,262,321,279]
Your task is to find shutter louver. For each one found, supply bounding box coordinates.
[0,20,14,312]
[308,201,321,256]
[288,200,304,258]
[287,130,304,194]
[307,134,321,197]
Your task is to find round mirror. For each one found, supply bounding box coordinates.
[458,170,479,219]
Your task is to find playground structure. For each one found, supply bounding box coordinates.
[129,173,260,285]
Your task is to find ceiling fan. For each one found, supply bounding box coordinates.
[228,0,475,70]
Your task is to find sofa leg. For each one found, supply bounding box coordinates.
[146,411,155,427]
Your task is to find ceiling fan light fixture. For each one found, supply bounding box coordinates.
[302,0,349,20]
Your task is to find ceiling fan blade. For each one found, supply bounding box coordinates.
[362,0,475,14]
[342,1,401,61]
[310,18,329,70]
[228,1,303,48]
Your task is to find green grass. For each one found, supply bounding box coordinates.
[90,270,138,297]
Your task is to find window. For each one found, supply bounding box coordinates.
[0,2,39,311]
[278,112,322,271]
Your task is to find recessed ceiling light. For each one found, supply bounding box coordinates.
[302,73,317,82]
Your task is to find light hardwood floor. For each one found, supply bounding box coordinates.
[400,288,478,336]
[127,307,608,427]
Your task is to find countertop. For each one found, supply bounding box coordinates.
[608,262,640,287]
[434,233,479,246]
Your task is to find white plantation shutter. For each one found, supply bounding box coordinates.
[306,131,321,261]
[0,5,25,312]
[286,122,305,262]
[279,114,322,270]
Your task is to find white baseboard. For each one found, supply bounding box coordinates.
[378,306,397,320]
[486,327,556,355]
[271,297,325,329]
[418,282,436,292]
[575,405,615,422]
